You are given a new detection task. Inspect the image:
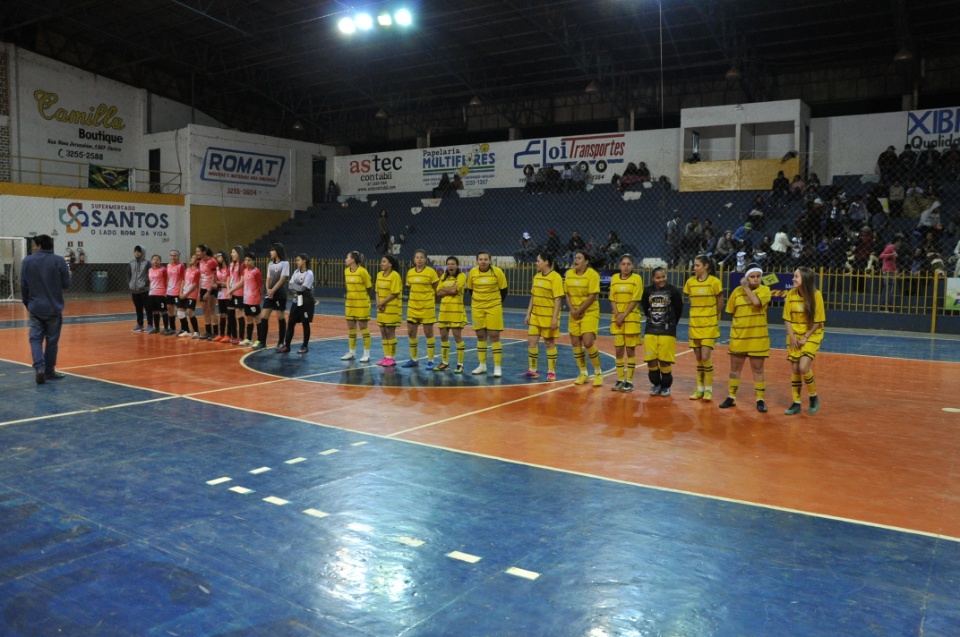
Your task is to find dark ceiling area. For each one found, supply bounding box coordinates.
[3,0,959,152]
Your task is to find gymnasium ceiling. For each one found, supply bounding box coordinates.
[3,0,959,151]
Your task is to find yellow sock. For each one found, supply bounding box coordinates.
[696,364,705,390]
[626,356,636,382]
[348,329,357,351]
[528,347,539,371]
[703,362,714,391]
[587,346,602,374]
[616,359,624,381]
[792,373,802,402]
[426,337,435,360]
[362,328,371,350]
[755,380,766,400]
[546,346,558,373]
[387,338,397,358]
[803,371,817,397]
[492,341,502,366]
[440,340,450,364]
[457,341,465,365]
[409,338,418,359]
[477,340,487,365]
[728,377,740,398]
[573,346,586,373]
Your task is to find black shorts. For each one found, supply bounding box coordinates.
[243,303,261,317]
[218,298,231,313]
[199,288,211,301]
[263,295,287,311]
[231,296,243,309]
[165,295,179,308]
[148,295,166,312]
[177,297,197,310]
[290,294,315,323]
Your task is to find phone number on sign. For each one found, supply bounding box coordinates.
[226,187,258,196]
[58,149,103,160]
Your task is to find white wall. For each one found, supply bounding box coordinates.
[148,94,223,134]
[809,111,904,181]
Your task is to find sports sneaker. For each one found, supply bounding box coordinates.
[204,333,215,340]
[382,358,396,367]
[471,364,487,375]
[592,374,604,387]
[435,362,449,371]
[718,397,736,409]
[650,385,662,396]
[238,339,251,346]
[298,346,309,354]
[756,399,768,413]
[192,332,201,339]
[574,373,589,385]
[621,382,634,392]
[230,338,240,345]
[689,390,704,400]
[660,387,671,397]
[401,359,419,368]
[177,330,190,337]
[425,360,435,370]
[251,341,265,350]
[131,325,143,333]
[376,357,389,366]
[359,350,371,363]
[809,396,820,415]
[518,370,539,379]
[703,390,714,401]
[144,326,158,334]
[546,371,557,382]
[785,402,802,415]
[278,345,290,353]
[341,351,356,360]
[454,365,464,374]
[611,381,624,392]
[493,366,502,378]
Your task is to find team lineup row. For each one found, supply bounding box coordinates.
[130,243,825,416]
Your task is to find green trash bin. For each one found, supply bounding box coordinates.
[92,270,108,293]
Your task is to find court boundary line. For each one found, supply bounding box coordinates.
[0,396,177,428]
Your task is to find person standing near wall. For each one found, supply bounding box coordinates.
[128,245,150,332]
[21,234,71,384]
[375,210,391,254]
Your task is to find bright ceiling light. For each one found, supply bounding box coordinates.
[338,17,356,34]
[355,13,373,30]
[394,9,412,26]
[378,14,392,26]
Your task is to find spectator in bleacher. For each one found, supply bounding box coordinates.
[573,163,590,189]
[666,213,682,267]
[880,233,904,311]
[943,142,960,181]
[796,243,819,269]
[822,197,846,238]
[701,228,718,259]
[771,171,790,202]
[825,233,849,270]
[601,230,624,266]
[917,199,943,242]
[561,163,577,191]
[847,194,868,228]
[613,163,642,192]
[899,145,917,181]
[375,210,391,254]
[515,232,536,263]
[545,229,564,259]
[637,162,652,182]
[887,180,905,216]
[451,174,464,191]
[715,230,735,266]
[790,174,806,199]
[544,164,562,193]
[853,226,875,271]
[732,222,754,255]
[771,225,794,270]
[806,173,821,195]
[522,164,537,193]
[877,145,899,184]
[433,173,453,197]
[917,143,941,180]
[682,218,703,266]
[326,180,340,202]
[747,195,767,230]
[563,230,587,265]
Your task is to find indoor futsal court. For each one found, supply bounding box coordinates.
[1,298,959,636]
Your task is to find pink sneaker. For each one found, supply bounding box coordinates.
[546,371,557,381]
[375,357,389,366]
[383,357,396,367]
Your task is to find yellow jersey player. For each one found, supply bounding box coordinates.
[521,252,564,381]
[783,266,826,415]
[342,251,373,362]
[436,256,468,373]
[564,249,603,386]
[640,267,684,396]
[375,254,403,367]
[402,249,440,368]
[718,263,771,412]
[465,251,508,377]
[683,255,723,401]
[609,254,643,392]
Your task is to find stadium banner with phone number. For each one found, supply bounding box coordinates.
[945,277,960,311]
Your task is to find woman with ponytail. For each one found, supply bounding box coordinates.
[783,266,825,415]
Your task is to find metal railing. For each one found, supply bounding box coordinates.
[3,154,182,194]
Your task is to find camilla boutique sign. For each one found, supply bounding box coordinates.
[34,90,127,131]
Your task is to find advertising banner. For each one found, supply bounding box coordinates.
[906,106,960,150]
[334,131,639,195]
[945,277,960,311]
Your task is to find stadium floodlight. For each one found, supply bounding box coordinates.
[394,9,412,26]
[338,17,356,34]
[378,13,392,26]
[355,13,374,30]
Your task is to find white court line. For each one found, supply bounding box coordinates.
[0,396,177,428]
[58,347,242,371]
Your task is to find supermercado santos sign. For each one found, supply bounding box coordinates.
[334,132,633,195]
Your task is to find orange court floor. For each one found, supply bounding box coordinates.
[3,296,960,543]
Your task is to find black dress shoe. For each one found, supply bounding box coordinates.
[45,371,66,380]
[35,370,45,384]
